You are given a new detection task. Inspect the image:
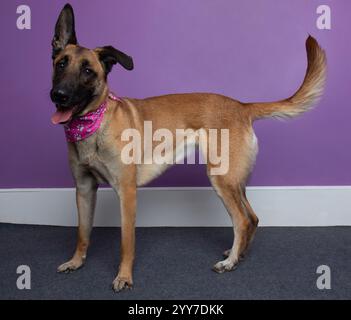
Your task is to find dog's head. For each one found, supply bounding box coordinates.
[50,4,133,124]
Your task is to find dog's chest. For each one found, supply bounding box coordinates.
[71,134,120,184]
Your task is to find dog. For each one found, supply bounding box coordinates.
[50,4,326,292]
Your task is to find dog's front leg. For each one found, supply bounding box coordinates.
[112,181,137,292]
[57,175,98,273]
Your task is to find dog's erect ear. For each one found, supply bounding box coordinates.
[51,4,77,59]
[94,46,134,74]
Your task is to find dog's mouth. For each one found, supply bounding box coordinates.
[51,95,96,125]
[51,106,77,125]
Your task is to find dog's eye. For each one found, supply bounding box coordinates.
[84,68,93,75]
[57,61,66,69]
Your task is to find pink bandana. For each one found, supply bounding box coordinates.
[64,93,120,142]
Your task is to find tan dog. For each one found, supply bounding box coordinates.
[50,4,326,292]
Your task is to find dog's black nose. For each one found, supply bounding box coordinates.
[51,89,69,105]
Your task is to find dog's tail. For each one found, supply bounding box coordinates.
[245,36,326,121]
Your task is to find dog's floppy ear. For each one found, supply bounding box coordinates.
[94,46,134,74]
[51,3,77,59]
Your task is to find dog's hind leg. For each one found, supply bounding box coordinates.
[210,179,254,273]
[57,173,98,273]
[206,130,259,273]
[222,187,259,259]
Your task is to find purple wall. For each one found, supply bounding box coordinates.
[0,0,350,188]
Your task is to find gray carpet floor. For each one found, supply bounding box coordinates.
[0,223,350,300]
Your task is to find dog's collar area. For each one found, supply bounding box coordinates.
[64,92,120,142]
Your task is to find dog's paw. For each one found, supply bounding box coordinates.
[212,258,238,274]
[57,258,84,273]
[112,276,133,292]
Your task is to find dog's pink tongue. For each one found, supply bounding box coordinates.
[51,109,73,125]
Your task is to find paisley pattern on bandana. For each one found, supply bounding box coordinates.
[64,93,120,142]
